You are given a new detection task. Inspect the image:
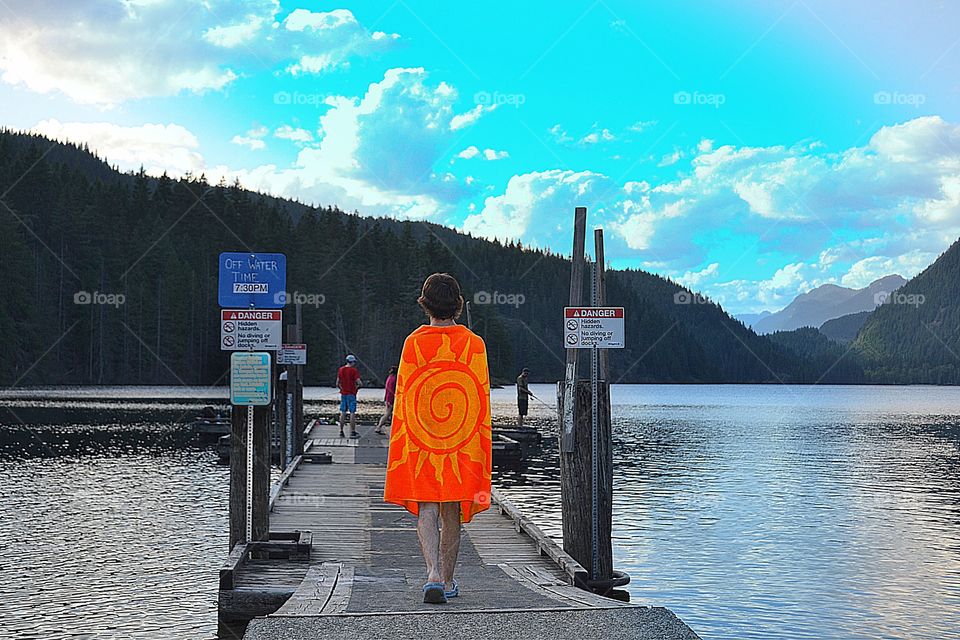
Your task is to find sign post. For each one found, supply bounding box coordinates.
[221,253,285,549]
[558,215,628,596]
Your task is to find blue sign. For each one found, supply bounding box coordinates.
[230,352,272,405]
[218,252,286,308]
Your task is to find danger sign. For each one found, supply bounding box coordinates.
[221,309,282,350]
[563,307,625,349]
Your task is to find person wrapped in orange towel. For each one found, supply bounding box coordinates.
[383,273,492,604]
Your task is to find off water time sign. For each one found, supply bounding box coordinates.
[563,307,625,348]
[218,252,286,308]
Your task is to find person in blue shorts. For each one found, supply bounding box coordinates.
[336,354,362,438]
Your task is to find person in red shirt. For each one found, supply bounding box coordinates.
[375,366,398,435]
[336,355,362,438]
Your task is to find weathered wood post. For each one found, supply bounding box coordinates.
[292,303,305,457]
[229,403,271,548]
[558,210,617,593]
[277,370,288,470]
[591,228,614,584]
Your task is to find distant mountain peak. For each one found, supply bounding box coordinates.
[750,274,907,334]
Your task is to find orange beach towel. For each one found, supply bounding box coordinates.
[383,324,492,523]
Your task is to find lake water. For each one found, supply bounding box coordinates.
[1,385,959,639]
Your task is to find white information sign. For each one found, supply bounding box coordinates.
[221,309,282,350]
[563,307,625,349]
[276,343,307,365]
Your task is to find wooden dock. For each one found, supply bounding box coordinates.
[218,420,699,639]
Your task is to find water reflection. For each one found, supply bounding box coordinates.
[1,385,959,639]
[497,385,960,640]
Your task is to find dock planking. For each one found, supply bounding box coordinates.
[219,420,699,639]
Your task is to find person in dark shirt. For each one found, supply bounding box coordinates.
[516,367,532,427]
[336,355,362,438]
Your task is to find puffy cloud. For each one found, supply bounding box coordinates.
[219,67,478,219]
[0,2,399,104]
[282,8,399,75]
[32,119,205,177]
[449,104,497,131]
[231,125,269,150]
[203,13,269,48]
[676,262,719,288]
[840,251,935,288]
[628,120,658,133]
[463,170,614,245]
[579,128,615,145]
[455,146,508,161]
[467,117,960,312]
[274,125,314,143]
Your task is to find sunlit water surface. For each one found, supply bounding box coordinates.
[1,384,959,639]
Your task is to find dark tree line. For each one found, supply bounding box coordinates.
[3,129,937,388]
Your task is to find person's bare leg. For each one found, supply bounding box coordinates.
[338,410,346,436]
[376,403,391,433]
[439,502,461,590]
[349,410,358,436]
[417,503,442,583]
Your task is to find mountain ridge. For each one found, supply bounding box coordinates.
[750,275,907,334]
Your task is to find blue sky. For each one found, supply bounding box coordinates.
[1,0,959,313]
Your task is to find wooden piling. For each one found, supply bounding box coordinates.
[229,403,271,548]
[558,211,614,585]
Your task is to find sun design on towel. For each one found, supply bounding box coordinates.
[388,332,489,485]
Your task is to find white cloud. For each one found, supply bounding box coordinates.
[466,117,960,312]
[456,145,507,161]
[0,2,399,104]
[629,120,658,133]
[458,146,480,160]
[840,251,935,288]
[658,149,684,167]
[274,125,314,143]
[231,125,269,150]
[579,128,615,145]
[463,169,613,244]
[32,119,205,177]
[449,104,497,131]
[204,13,268,47]
[549,124,572,144]
[676,262,719,287]
[282,8,399,75]
[219,67,478,219]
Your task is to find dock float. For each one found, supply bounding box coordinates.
[218,420,699,640]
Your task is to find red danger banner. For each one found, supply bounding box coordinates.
[222,310,282,321]
[564,307,624,318]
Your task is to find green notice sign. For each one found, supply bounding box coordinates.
[230,352,272,405]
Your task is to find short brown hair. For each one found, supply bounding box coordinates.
[418,273,463,320]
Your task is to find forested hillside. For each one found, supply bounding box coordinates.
[0,129,944,387]
[854,238,960,383]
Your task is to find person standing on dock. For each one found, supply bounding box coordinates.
[336,354,362,439]
[516,367,532,427]
[374,366,397,435]
[383,273,492,605]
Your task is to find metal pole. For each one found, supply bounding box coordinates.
[285,388,294,466]
[590,260,600,580]
[246,403,254,542]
